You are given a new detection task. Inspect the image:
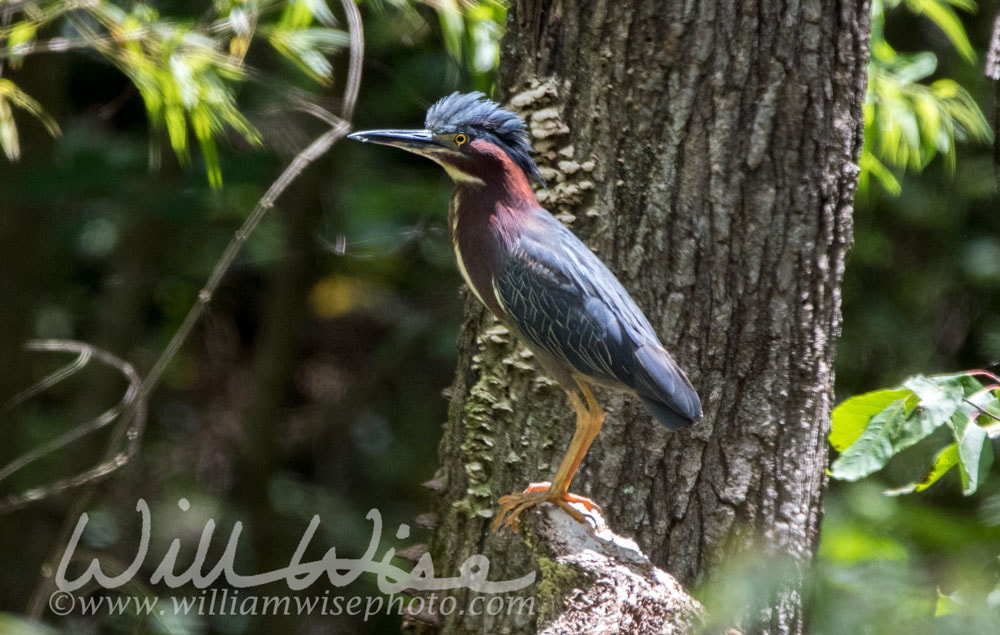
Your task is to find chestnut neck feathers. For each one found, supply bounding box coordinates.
[447,141,540,315]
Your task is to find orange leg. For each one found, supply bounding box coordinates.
[491,380,605,532]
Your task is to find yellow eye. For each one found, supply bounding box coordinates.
[454,133,468,146]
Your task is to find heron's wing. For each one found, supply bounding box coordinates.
[494,209,701,425]
[495,237,631,387]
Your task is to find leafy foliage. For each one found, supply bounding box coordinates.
[860,0,992,194]
[0,0,349,185]
[364,0,505,91]
[830,371,1000,495]
[0,78,61,161]
[0,0,503,183]
[83,3,265,188]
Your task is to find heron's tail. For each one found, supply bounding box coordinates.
[633,344,702,430]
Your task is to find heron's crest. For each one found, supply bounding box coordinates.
[426,92,543,185]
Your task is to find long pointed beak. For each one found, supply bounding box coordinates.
[347,129,440,154]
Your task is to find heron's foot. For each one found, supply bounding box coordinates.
[490,481,602,533]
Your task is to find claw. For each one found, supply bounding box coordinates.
[491,482,602,532]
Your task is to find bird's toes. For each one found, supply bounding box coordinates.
[563,492,602,515]
[502,499,539,533]
[496,493,520,506]
[491,494,528,532]
[491,490,550,533]
[490,502,515,532]
[492,487,604,533]
[522,481,552,494]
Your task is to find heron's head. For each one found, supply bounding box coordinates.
[348,92,543,187]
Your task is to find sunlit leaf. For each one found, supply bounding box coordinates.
[831,389,911,451]
[884,443,959,495]
[891,52,937,84]
[0,79,62,161]
[818,525,909,562]
[0,98,19,161]
[950,407,993,495]
[860,0,990,192]
[7,21,37,68]
[269,27,349,84]
[830,397,908,481]
[82,4,263,186]
[934,588,963,617]
[279,0,336,29]
[830,374,986,483]
[858,151,902,195]
[903,375,967,421]
[904,0,976,63]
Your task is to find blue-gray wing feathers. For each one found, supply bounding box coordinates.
[494,209,701,429]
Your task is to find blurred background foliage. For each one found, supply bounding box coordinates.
[861,0,992,193]
[0,0,998,633]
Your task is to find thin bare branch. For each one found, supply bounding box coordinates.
[140,123,348,392]
[0,343,140,483]
[341,0,364,121]
[0,340,144,514]
[968,369,1000,385]
[142,0,362,391]
[3,0,364,517]
[6,0,367,621]
[969,402,1000,423]
[4,343,91,410]
[963,383,1000,424]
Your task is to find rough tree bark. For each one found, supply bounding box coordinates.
[416,0,869,632]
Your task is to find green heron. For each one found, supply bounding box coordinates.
[349,92,701,532]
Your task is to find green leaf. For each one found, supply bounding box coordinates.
[269,27,349,84]
[830,375,967,482]
[884,443,959,495]
[91,6,261,187]
[0,79,61,161]
[818,525,909,562]
[892,52,938,84]
[859,150,901,195]
[830,397,907,480]
[905,0,976,63]
[965,386,1000,419]
[7,22,37,67]
[0,97,19,161]
[935,589,962,617]
[903,375,966,421]
[279,0,335,29]
[831,388,911,451]
[951,409,993,495]
[860,0,991,192]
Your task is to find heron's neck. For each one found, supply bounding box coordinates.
[444,142,539,213]
[450,174,538,245]
[446,169,540,315]
[452,163,538,211]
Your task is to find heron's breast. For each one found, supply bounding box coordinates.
[449,193,507,315]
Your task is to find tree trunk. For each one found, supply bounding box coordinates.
[419,0,869,632]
